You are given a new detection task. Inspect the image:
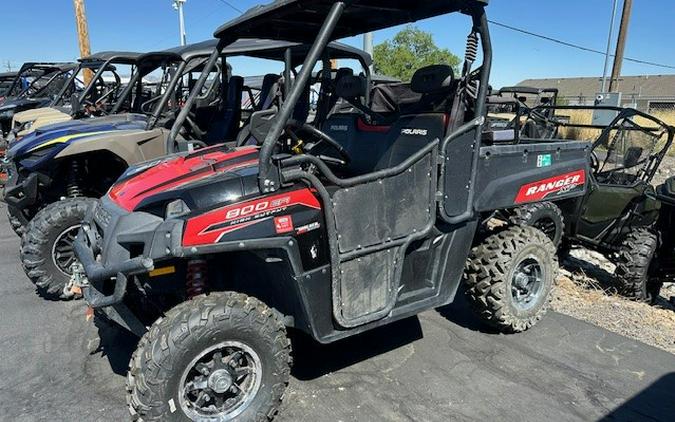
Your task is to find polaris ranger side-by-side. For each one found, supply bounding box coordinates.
[72,1,590,420]
[9,39,373,300]
[504,105,675,301]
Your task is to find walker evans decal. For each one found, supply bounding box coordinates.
[514,169,586,204]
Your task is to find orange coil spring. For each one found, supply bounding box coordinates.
[186,259,208,298]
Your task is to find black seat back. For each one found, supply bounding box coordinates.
[259,73,281,110]
[236,74,283,146]
[322,65,455,176]
[204,76,244,145]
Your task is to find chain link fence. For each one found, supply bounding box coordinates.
[558,95,675,115]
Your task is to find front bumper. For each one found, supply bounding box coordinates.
[2,162,38,225]
[74,197,184,309]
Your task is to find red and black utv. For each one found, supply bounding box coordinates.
[73,1,589,420]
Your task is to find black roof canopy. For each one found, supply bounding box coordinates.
[79,51,144,66]
[18,62,79,75]
[165,39,220,61]
[221,38,372,66]
[160,38,371,67]
[214,0,489,43]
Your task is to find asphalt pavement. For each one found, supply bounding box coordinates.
[0,205,673,422]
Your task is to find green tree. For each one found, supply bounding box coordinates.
[373,26,461,82]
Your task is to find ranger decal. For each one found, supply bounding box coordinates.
[514,169,586,204]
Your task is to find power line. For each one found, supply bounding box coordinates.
[215,0,243,14]
[146,0,238,50]
[488,19,675,71]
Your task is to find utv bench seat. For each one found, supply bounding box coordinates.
[322,64,456,176]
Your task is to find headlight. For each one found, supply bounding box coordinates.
[120,158,165,180]
[20,120,34,131]
[165,199,191,219]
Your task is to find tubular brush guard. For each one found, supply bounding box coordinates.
[73,225,154,309]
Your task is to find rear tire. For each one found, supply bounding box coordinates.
[508,201,564,247]
[127,292,292,422]
[464,226,558,333]
[20,198,94,300]
[614,228,661,302]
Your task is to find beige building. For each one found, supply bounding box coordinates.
[517,74,675,112]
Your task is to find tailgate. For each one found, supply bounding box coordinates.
[474,141,590,212]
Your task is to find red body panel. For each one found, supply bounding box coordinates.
[182,189,321,246]
[514,169,586,204]
[109,147,259,211]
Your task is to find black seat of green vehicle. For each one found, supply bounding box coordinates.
[657,176,675,204]
[322,65,455,175]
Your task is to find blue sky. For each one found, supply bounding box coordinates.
[1,0,674,88]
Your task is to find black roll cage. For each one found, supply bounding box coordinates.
[3,63,75,99]
[71,54,142,108]
[173,0,490,212]
[522,104,675,185]
[166,38,373,154]
[16,65,79,100]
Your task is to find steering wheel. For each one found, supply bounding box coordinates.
[285,120,351,166]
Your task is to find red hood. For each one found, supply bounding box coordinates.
[109,146,260,212]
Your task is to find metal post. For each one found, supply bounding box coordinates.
[609,0,633,93]
[258,1,347,192]
[601,0,619,93]
[173,0,187,46]
[72,0,92,84]
[363,32,374,73]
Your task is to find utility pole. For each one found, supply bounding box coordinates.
[72,0,92,84]
[601,0,619,93]
[173,0,187,46]
[609,0,633,92]
[363,32,374,73]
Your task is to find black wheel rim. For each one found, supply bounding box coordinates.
[533,218,557,242]
[511,257,544,311]
[179,341,263,421]
[51,224,81,276]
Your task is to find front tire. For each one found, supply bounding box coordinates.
[464,226,558,333]
[614,228,661,302]
[20,198,95,300]
[127,292,292,422]
[7,206,26,236]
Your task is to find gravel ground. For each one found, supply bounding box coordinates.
[552,248,675,355]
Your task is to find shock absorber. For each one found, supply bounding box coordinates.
[463,31,480,100]
[66,159,84,197]
[464,31,479,64]
[186,259,208,299]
